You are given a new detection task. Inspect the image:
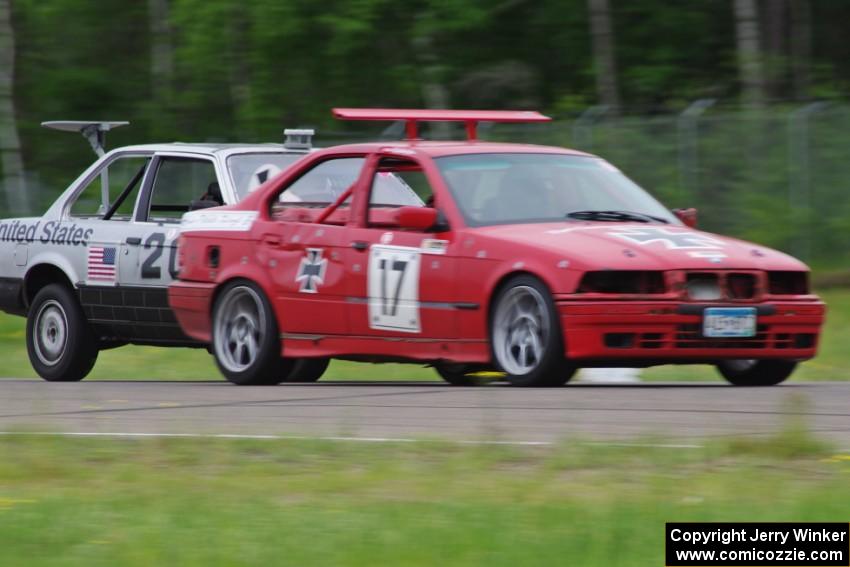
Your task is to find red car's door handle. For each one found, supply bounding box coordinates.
[262,234,282,246]
[351,241,368,251]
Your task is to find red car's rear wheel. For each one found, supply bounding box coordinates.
[285,358,330,382]
[212,281,293,385]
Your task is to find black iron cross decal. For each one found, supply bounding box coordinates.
[609,227,722,249]
[296,248,328,293]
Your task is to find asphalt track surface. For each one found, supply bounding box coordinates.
[1,379,849,448]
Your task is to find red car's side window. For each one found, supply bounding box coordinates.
[367,158,433,228]
[271,156,365,224]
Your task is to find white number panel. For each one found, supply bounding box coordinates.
[367,245,421,333]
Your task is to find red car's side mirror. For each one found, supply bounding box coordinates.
[396,206,438,231]
[673,208,698,228]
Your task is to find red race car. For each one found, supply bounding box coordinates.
[169,108,825,387]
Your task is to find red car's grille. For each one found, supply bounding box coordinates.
[680,270,762,301]
[674,323,769,349]
[727,273,757,299]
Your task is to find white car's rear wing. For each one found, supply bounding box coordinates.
[41,121,129,157]
[41,121,129,213]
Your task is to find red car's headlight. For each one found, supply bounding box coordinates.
[577,271,666,294]
[768,271,809,295]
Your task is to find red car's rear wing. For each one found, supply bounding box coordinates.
[332,108,551,141]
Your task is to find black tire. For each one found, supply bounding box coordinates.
[489,275,576,387]
[433,363,495,386]
[716,359,797,386]
[26,283,98,382]
[211,280,292,385]
[285,358,330,382]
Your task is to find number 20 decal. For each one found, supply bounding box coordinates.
[367,245,421,333]
[141,232,179,280]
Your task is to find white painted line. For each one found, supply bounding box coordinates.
[583,441,703,449]
[576,368,642,383]
[0,430,553,447]
[0,431,710,449]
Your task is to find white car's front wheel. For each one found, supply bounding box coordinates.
[490,275,576,387]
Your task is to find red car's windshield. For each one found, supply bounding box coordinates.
[436,153,678,227]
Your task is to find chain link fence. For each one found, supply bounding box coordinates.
[495,103,850,268]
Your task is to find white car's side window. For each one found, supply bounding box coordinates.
[68,156,150,221]
[145,157,219,223]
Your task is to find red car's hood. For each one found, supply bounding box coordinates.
[468,222,809,271]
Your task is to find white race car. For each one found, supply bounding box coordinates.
[0,121,314,381]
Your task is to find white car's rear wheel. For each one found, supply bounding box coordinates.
[490,276,576,387]
[212,281,292,385]
[26,284,98,382]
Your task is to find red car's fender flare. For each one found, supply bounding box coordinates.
[210,263,275,316]
[481,259,572,327]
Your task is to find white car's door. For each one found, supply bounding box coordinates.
[113,154,222,342]
[64,153,153,290]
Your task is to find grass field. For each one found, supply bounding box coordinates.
[0,289,846,382]
[0,424,846,567]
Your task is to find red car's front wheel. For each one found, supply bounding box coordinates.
[490,275,576,387]
[716,359,797,386]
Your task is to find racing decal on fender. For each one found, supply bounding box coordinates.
[368,245,421,333]
[86,245,118,285]
[420,239,448,254]
[0,220,93,246]
[180,211,258,232]
[296,248,327,293]
[608,227,723,250]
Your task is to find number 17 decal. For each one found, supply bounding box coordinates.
[368,245,421,333]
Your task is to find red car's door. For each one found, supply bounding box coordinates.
[263,156,367,335]
[345,155,458,341]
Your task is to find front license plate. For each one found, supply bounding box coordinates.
[702,307,757,338]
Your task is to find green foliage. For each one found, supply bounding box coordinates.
[5,0,850,264]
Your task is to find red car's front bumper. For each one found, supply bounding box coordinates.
[558,300,825,363]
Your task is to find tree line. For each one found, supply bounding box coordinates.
[1,0,848,215]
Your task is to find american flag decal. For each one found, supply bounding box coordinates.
[87,246,117,283]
